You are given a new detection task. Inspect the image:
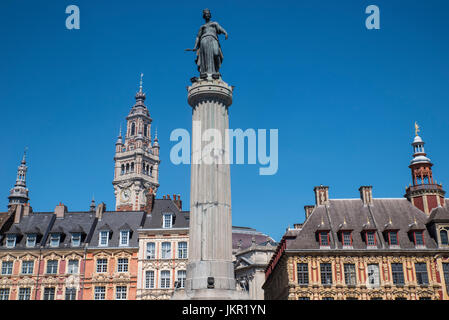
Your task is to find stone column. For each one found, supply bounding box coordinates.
[174,76,245,299]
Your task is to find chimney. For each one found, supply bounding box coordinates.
[54,202,67,218]
[23,203,32,217]
[173,194,182,211]
[13,205,24,224]
[304,205,315,220]
[314,185,329,206]
[96,202,106,220]
[145,192,155,214]
[359,186,373,206]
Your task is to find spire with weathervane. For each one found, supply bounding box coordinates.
[8,148,30,208]
[112,74,160,212]
[405,122,445,214]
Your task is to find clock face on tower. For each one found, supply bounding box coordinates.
[120,188,131,203]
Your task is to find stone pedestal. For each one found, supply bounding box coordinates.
[172,76,247,300]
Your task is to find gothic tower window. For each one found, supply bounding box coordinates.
[126,163,130,173]
[130,162,134,173]
[144,124,148,137]
[131,122,136,136]
[121,164,125,175]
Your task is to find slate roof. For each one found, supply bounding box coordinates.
[0,213,55,250]
[44,212,97,248]
[141,199,188,229]
[232,226,276,250]
[89,211,145,248]
[428,206,449,223]
[285,198,439,251]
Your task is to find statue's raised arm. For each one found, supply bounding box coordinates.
[186,9,228,79]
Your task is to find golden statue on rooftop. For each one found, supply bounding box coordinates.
[415,121,420,136]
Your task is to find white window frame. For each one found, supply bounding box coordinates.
[0,288,10,300]
[119,230,129,246]
[99,231,109,246]
[177,270,186,288]
[145,270,155,289]
[96,258,108,273]
[22,261,34,274]
[94,286,106,300]
[1,261,13,275]
[146,242,156,259]
[67,259,79,274]
[18,287,31,300]
[46,260,58,274]
[117,258,129,273]
[49,234,60,247]
[367,264,380,288]
[178,242,188,259]
[160,270,171,289]
[161,242,172,259]
[6,235,16,248]
[26,234,36,248]
[115,286,127,300]
[71,233,81,247]
[43,287,55,300]
[162,213,173,229]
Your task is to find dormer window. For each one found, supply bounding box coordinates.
[341,231,352,247]
[319,231,329,246]
[439,228,449,246]
[26,234,36,248]
[6,235,16,248]
[163,213,173,229]
[119,230,130,246]
[71,233,81,247]
[365,231,376,247]
[50,234,60,247]
[99,231,109,246]
[414,231,425,246]
[388,231,399,246]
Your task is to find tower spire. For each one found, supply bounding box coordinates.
[112,75,160,212]
[405,123,445,214]
[8,149,30,208]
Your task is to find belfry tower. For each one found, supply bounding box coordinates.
[112,74,160,212]
[8,149,30,208]
[405,123,445,214]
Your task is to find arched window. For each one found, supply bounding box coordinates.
[121,164,125,175]
[144,124,148,137]
[131,122,136,136]
[131,162,134,173]
[440,229,448,245]
[126,163,130,173]
[142,163,146,174]
[149,166,153,176]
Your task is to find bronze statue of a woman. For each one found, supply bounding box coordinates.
[186,9,228,79]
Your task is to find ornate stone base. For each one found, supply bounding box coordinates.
[172,288,249,300]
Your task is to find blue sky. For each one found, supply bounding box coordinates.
[1,0,448,242]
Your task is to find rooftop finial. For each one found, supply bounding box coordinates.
[415,121,420,136]
[22,147,28,164]
[119,123,122,137]
[140,73,144,92]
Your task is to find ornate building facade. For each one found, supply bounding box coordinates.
[0,78,276,300]
[263,130,449,300]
